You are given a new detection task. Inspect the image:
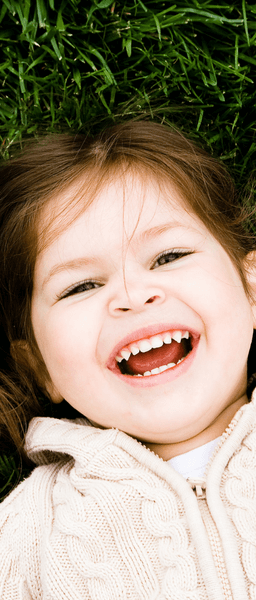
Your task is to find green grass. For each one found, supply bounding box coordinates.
[1,0,256,500]
[1,1,256,181]
[0,453,31,500]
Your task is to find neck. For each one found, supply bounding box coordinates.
[144,395,248,461]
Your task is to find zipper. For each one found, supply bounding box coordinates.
[189,479,206,499]
[188,479,233,600]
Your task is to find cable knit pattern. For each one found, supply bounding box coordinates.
[141,489,198,598]
[223,424,256,599]
[2,394,256,599]
[35,423,202,599]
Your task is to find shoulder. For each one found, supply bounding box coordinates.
[0,460,65,542]
[0,461,65,599]
[0,418,131,553]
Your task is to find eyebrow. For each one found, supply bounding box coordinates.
[138,221,180,242]
[43,221,184,287]
[43,256,98,287]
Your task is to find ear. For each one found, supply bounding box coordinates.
[243,251,256,327]
[10,340,63,404]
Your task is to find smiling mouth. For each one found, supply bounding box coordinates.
[115,330,193,377]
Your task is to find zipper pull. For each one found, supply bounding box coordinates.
[187,478,206,498]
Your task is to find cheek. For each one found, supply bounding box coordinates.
[180,258,253,342]
[33,303,98,378]
[187,255,247,311]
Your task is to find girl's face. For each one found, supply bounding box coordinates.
[31,173,256,456]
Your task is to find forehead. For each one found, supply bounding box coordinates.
[37,169,206,255]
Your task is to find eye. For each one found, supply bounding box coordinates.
[151,249,193,269]
[58,280,102,300]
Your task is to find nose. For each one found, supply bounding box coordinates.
[108,279,166,316]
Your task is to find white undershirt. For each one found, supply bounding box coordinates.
[167,437,221,479]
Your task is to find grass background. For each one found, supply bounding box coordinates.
[1,0,256,500]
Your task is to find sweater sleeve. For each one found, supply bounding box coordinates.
[0,463,60,599]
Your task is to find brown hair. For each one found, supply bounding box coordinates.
[0,120,255,457]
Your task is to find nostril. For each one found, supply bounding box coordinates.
[115,295,160,312]
[146,295,159,304]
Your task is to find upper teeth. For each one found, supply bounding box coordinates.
[116,330,190,363]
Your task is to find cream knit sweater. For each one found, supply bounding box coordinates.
[1,394,256,600]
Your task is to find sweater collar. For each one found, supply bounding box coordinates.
[25,390,256,475]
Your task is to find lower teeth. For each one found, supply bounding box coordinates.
[135,358,184,377]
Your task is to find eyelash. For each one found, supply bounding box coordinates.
[58,280,102,300]
[58,249,193,300]
[151,249,193,269]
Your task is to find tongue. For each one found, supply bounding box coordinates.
[127,341,185,375]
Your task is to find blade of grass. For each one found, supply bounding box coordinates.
[242,0,250,46]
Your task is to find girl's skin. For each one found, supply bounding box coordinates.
[31,172,256,460]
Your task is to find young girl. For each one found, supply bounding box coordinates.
[0,120,256,600]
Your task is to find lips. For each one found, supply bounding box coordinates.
[107,324,200,383]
